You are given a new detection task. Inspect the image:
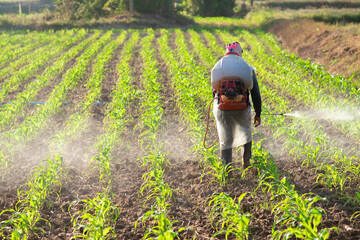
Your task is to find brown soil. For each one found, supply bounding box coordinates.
[268,19,360,85]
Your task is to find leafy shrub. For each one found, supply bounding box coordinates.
[183,0,235,17]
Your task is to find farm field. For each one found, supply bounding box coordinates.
[0,20,360,239]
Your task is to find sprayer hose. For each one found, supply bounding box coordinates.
[203,97,219,149]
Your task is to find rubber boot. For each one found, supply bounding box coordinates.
[221,148,233,178]
[221,148,232,165]
[243,142,252,169]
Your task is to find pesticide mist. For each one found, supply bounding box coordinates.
[284,107,360,121]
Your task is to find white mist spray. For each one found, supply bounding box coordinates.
[283,108,360,121]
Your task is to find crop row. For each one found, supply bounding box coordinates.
[0,30,85,105]
[135,29,181,239]
[0,30,126,239]
[73,31,139,239]
[0,32,54,70]
[67,31,127,239]
[0,30,78,83]
[0,30,96,132]
[0,31,112,169]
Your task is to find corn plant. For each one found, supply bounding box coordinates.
[208,192,251,240]
[72,193,119,239]
[272,192,338,240]
[0,155,63,239]
[203,150,232,185]
[316,163,351,192]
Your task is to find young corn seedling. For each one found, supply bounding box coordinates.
[72,192,119,239]
[208,192,251,240]
[272,192,339,240]
[316,163,351,192]
[203,151,233,186]
[0,155,63,239]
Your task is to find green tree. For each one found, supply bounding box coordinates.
[133,0,174,15]
[54,0,111,19]
[183,0,235,16]
[54,0,175,19]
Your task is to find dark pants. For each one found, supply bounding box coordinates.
[221,141,252,168]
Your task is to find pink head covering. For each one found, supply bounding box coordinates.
[225,42,243,56]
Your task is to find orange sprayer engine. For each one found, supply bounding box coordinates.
[218,79,248,111]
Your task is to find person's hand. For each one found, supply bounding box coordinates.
[254,116,261,127]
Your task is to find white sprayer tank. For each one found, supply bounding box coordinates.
[211,54,253,92]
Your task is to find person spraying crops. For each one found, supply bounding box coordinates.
[210,42,262,169]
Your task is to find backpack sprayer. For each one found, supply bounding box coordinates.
[218,79,248,111]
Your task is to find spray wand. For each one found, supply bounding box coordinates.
[262,113,302,117]
[262,113,285,116]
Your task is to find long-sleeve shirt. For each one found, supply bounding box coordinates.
[250,70,262,117]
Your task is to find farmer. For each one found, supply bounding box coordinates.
[211,42,261,169]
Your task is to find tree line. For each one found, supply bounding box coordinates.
[53,0,236,19]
